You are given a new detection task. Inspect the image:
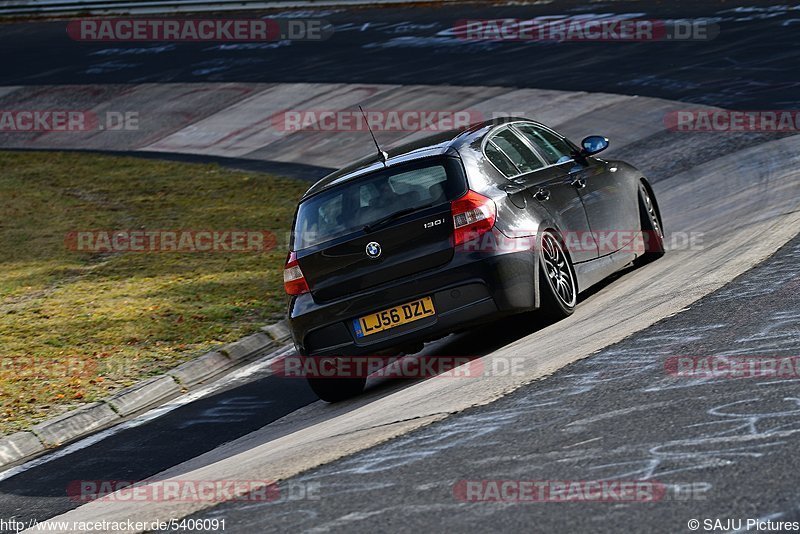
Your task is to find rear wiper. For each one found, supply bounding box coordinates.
[363,204,433,233]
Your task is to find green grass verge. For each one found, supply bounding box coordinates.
[0,151,309,434]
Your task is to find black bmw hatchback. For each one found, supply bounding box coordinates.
[284,117,664,401]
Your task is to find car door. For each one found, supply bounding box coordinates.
[515,123,639,256]
[486,126,598,263]
[512,122,635,258]
[567,155,641,255]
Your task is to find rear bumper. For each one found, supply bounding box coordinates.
[288,247,537,357]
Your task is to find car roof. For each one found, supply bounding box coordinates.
[301,116,535,199]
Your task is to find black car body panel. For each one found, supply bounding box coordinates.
[286,117,657,358]
[291,239,535,357]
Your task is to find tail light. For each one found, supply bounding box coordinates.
[284,251,310,295]
[451,190,497,246]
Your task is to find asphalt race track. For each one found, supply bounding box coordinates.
[186,235,800,534]
[0,1,799,533]
[0,0,798,110]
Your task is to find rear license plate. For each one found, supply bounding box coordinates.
[353,296,436,338]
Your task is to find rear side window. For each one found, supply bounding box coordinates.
[514,124,575,165]
[294,157,466,250]
[485,142,518,177]
[486,127,544,176]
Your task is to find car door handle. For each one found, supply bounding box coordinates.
[571,177,586,189]
[534,187,550,201]
[499,183,526,196]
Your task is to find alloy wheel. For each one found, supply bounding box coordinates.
[541,232,577,308]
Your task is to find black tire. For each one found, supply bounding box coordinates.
[307,376,366,402]
[538,230,577,320]
[634,181,666,266]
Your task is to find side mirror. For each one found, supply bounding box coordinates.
[581,135,609,156]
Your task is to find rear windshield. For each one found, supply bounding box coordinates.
[293,157,467,250]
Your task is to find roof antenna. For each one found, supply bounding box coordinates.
[359,105,388,166]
